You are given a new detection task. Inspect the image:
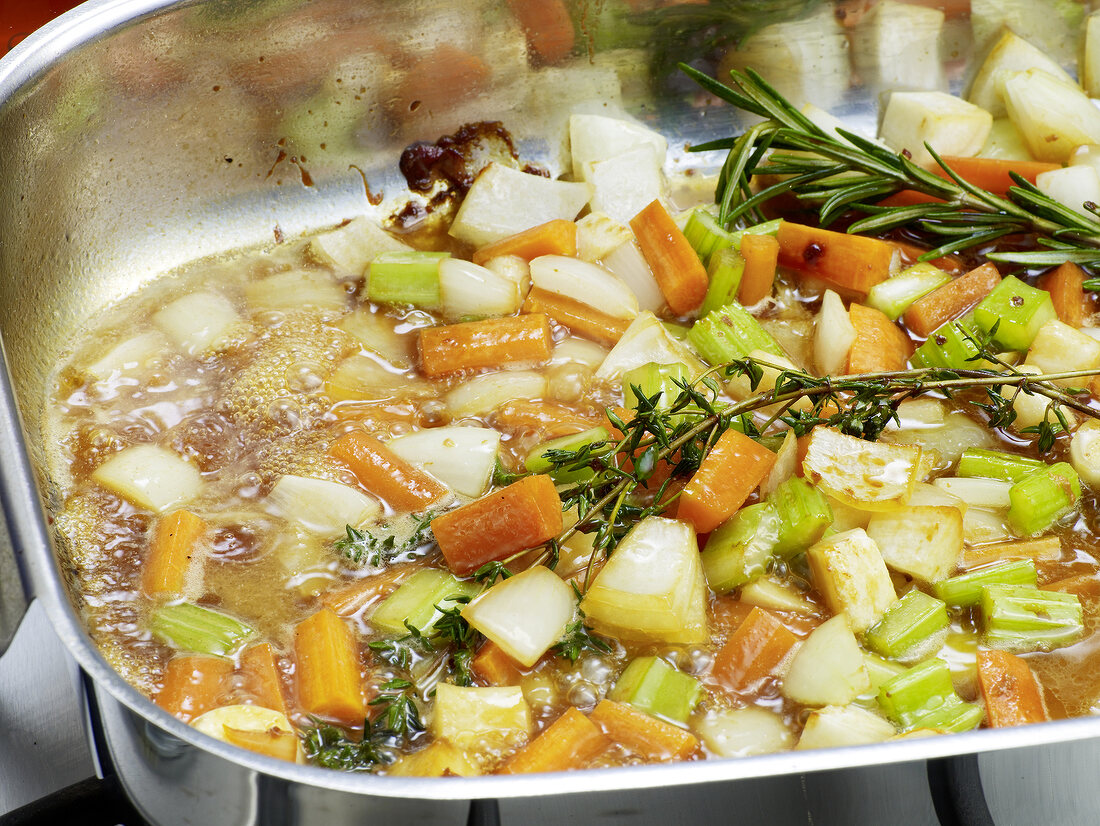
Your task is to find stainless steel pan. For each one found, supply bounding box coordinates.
[0,1,1097,824]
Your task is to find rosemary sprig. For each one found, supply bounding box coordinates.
[682,65,1100,265]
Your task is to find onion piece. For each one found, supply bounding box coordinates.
[783,613,871,706]
[153,291,242,356]
[91,444,202,513]
[266,474,381,536]
[602,240,665,314]
[529,255,638,321]
[439,258,523,321]
[445,370,547,419]
[387,426,500,498]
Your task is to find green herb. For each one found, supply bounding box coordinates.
[369,678,424,738]
[333,513,436,567]
[432,600,480,687]
[682,66,1100,266]
[300,719,386,772]
[367,620,434,670]
[553,590,613,662]
[491,457,528,488]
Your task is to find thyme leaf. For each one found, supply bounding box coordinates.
[333,513,436,567]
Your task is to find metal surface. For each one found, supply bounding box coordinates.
[1,0,1100,821]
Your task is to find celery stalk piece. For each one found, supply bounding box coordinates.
[981,584,1083,652]
[609,655,703,725]
[910,320,983,370]
[864,590,949,659]
[150,603,254,656]
[877,658,983,732]
[932,559,1037,607]
[371,568,481,635]
[687,301,785,367]
[700,503,780,594]
[700,248,747,317]
[972,274,1057,351]
[729,219,783,245]
[622,361,693,426]
[367,251,449,308]
[683,207,736,262]
[957,448,1046,483]
[866,263,952,321]
[1007,462,1081,536]
[524,425,610,484]
[768,476,833,559]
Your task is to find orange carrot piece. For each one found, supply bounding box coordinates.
[847,303,912,374]
[677,429,777,534]
[630,199,709,315]
[155,655,233,723]
[498,707,609,773]
[494,400,600,439]
[418,314,553,378]
[589,699,700,762]
[1037,261,1087,328]
[330,431,448,512]
[711,606,799,696]
[322,566,412,616]
[472,640,529,686]
[472,219,577,265]
[143,509,207,597]
[522,287,629,347]
[776,221,895,295]
[902,261,1002,338]
[294,607,366,727]
[432,474,564,576]
[223,725,300,762]
[505,0,575,65]
[1042,574,1100,601]
[737,233,780,305]
[976,649,1049,728]
[239,643,287,715]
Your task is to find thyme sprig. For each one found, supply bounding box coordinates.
[334,512,436,568]
[682,66,1100,265]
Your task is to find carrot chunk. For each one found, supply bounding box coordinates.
[498,707,609,773]
[630,199,708,315]
[239,643,288,715]
[472,219,577,265]
[522,287,629,347]
[711,606,799,695]
[1037,261,1087,328]
[155,655,233,723]
[418,314,553,378]
[322,566,412,616]
[677,429,777,534]
[294,607,366,726]
[494,400,600,439]
[589,699,700,762]
[472,640,529,686]
[847,303,912,374]
[505,0,575,65]
[143,509,207,597]
[776,221,894,295]
[432,474,564,576]
[976,649,1049,728]
[737,233,780,305]
[903,262,1002,338]
[330,431,448,512]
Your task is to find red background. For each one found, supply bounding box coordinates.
[1,1,83,55]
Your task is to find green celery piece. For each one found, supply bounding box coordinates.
[371,568,480,634]
[864,590,949,659]
[687,301,784,367]
[911,320,982,370]
[957,448,1046,483]
[932,559,1037,607]
[1007,462,1081,536]
[866,263,952,321]
[700,247,746,317]
[729,218,782,246]
[982,584,1083,652]
[767,476,832,558]
[700,502,779,593]
[524,425,609,484]
[683,207,736,262]
[367,251,448,308]
[150,603,254,656]
[972,274,1057,351]
[609,655,702,725]
[662,321,691,341]
[623,362,691,411]
[877,658,983,732]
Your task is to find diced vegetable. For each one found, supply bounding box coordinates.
[524,425,609,484]
[933,559,1038,607]
[957,448,1045,483]
[142,509,207,598]
[693,707,794,758]
[739,576,820,616]
[371,568,480,635]
[877,659,983,732]
[609,656,702,725]
[931,476,1010,509]
[1035,166,1100,220]
[865,506,963,584]
[769,476,832,558]
[336,308,416,370]
[962,536,1061,569]
[581,516,707,645]
[966,28,1074,118]
[85,331,171,382]
[294,607,366,727]
[687,301,784,369]
[814,289,856,376]
[431,683,532,753]
[152,291,241,356]
[630,199,709,315]
[523,286,630,347]
[712,606,799,695]
[92,444,203,513]
[266,474,381,536]
[806,528,897,633]
[587,144,667,226]
[192,704,302,762]
[982,585,1083,652]
[683,207,735,262]
[366,251,448,309]
[471,640,527,687]
[438,258,523,320]
[1001,69,1100,163]
[330,431,449,512]
[847,302,912,374]
[849,0,944,93]
[1070,419,1100,488]
[150,602,254,656]
[244,270,347,313]
[776,221,895,295]
[700,503,779,593]
[802,427,922,511]
[387,426,500,498]
[445,370,547,419]
[529,255,638,321]
[308,215,411,274]
[737,233,779,306]
[569,113,668,184]
[864,590,949,659]
[1036,261,1087,328]
[796,704,896,750]
[432,474,563,576]
[602,239,666,314]
[418,314,553,378]
[155,655,233,723]
[499,707,609,773]
[699,247,746,318]
[783,613,870,706]
[462,566,575,667]
[575,213,633,263]
[678,429,777,534]
[879,91,992,168]
[866,263,952,322]
[590,699,700,762]
[902,262,1001,338]
[325,354,428,402]
[594,311,706,381]
[239,643,287,715]
[388,740,481,777]
[471,219,577,266]
[1025,319,1100,382]
[1007,463,1080,536]
[976,649,1050,727]
[910,319,983,370]
[1009,365,1077,433]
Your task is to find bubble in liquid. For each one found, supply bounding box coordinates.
[580,655,612,685]
[266,398,303,431]
[286,361,325,393]
[567,682,598,708]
